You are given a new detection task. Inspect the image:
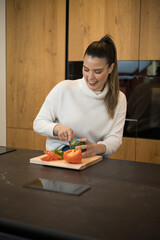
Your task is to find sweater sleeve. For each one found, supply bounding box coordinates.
[33,87,60,138]
[98,94,127,157]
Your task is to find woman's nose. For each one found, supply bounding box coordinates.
[88,71,94,79]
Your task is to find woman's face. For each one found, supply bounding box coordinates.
[83,55,114,91]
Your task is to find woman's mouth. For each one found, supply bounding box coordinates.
[88,80,97,86]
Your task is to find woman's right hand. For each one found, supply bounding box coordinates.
[53,125,74,141]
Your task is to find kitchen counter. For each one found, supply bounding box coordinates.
[0,148,160,240]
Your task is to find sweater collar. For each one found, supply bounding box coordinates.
[79,77,108,99]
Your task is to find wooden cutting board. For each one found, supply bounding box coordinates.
[30,154,103,170]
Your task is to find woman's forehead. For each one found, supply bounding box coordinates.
[83,55,108,67]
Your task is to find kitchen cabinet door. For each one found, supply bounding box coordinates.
[136,138,160,164]
[7,0,66,149]
[69,0,140,61]
[109,137,136,161]
[7,128,46,150]
[140,0,160,60]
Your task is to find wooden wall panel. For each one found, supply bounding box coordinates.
[69,0,140,61]
[140,0,160,60]
[109,137,136,161]
[109,138,160,164]
[136,139,160,164]
[7,0,66,149]
[7,128,46,150]
[7,0,66,129]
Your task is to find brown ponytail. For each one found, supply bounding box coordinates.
[102,35,119,118]
[84,34,119,118]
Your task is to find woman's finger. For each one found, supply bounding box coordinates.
[67,129,74,141]
[78,138,88,143]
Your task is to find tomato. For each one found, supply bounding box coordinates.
[40,150,62,161]
[63,148,82,164]
[41,155,53,161]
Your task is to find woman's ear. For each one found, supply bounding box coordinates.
[108,63,115,74]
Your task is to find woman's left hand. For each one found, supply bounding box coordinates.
[77,138,106,158]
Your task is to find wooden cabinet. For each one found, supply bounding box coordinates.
[109,137,136,161]
[69,0,160,61]
[136,139,160,164]
[110,137,160,164]
[140,0,160,60]
[6,0,66,150]
[7,128,46,151]
[69,0,140,61]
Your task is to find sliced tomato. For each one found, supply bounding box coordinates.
[40,150,62,161]
[41,155,53,161]
[44,150,62,159]
[63,148,82,164]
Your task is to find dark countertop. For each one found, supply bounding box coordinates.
[0,148,160,240]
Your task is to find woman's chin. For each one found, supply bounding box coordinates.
[87,81,98,90]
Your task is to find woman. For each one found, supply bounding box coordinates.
[33,34,127,157]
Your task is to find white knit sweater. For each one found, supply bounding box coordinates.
[33,77,127,156]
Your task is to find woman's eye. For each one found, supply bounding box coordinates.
[84,68,89,72]
[95,71,102,74]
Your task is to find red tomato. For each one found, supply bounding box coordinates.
[41,155,53,161]
[63,148,82,164]
[40,151,62,161]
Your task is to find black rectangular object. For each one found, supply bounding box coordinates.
[23,178,90,196]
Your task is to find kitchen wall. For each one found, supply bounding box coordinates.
[0,0,6,146]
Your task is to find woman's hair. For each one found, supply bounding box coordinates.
[84,34,119,119]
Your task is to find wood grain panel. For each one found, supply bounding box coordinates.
[7,0,66,130]
[109,137,136,161]
[7,128,46,150]
[69,0,140,61]
[136,138,160,164]
[69,0,106,61]
[140,0,160,60]
[6,0,66,149]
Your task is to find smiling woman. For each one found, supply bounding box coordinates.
[33,34,127,158]
[83,56,114,91]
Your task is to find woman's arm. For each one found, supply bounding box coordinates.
[33,97,58,137]
[77,94,127,158]
[100,96,127,156]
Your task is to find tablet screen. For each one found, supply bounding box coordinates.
[23,178,91,196]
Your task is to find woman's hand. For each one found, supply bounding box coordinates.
[53,125,74,141]
[77,138,106,158]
